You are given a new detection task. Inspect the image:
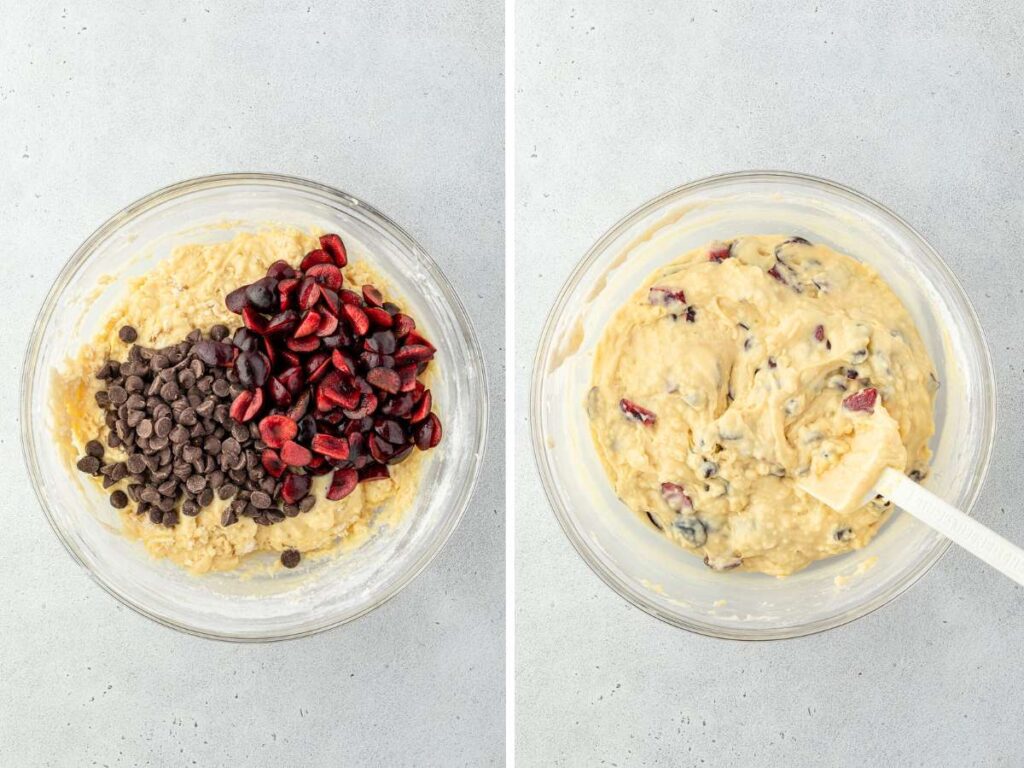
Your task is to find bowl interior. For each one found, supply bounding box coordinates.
[534,172,993,639]
[24,176,486,640]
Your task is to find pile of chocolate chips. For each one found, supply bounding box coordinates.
[79,325,315,533]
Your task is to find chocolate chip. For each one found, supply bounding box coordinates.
[210,324,229,341]
[76,456,101,474]
[182,499,200,517]
[85,440,105,458]
[250,490,272,509]
[218,483,238,500]
[212,378,231,398]
[299,496,316,513]
[118,325,138,343]
[109,490,128,509]
[108,386,127,405]
[160,381,180,401]
[185,475,207,494]
[280,549,301,568]
[139,487,161,504]
[136,419,153,439]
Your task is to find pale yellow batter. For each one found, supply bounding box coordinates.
[57,228,424,574]
[588,235,937,576]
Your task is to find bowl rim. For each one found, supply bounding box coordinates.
[20,171,489,642]
[530,168,996,640]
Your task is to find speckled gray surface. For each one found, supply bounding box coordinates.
[516,2,1023,766]
[0,2,503,766]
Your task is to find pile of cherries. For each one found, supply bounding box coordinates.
[216,233,441,504]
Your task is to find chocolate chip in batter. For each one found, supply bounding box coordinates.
[76,455,101,475]
[280,549,301,568]
[118,325,138,343]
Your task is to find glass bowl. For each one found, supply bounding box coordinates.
[532,170,995,640]
[22,173,487,641]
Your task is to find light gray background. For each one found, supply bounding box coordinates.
[516,2,1023,766]
[0,2,503,766]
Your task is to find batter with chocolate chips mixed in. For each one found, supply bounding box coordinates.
[587,235,938,576]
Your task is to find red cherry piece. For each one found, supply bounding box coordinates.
[305,352,332,383]
[280,472,311,504]
[242,306,268,334]
[397,364,418,392]
[298,278,321,311]
[311,434,350,461]
[286,336,320,353]
[403,331,435,350]
[708,243,732,262]
[259,414,298,449]
[392,313,416,338]
[364,307,393,329]
[294,311,322,338]
[358,463,391,482]
[326,468,358,500]
[409,390,432,423]
[280,440,313,467]
[319,287,340,315]
[394,344,435,365]
[413,412,442,450]
[268,376,292,408]
[306,263,343,291]
[366,366,401,394]
[331,349,354,375]
[660,482,692,511]
[340,289,362,306]
[262,449,287,478]
[842,387,878,414]
[229,387,264,423]
[362,284,384,307]
[341,304,370,336]
[300,248,332,271]
[266,310,299,335]
[315,312,338,337]
[319,233,348,267]
[619,398,656,426]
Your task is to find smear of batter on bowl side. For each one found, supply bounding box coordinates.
[55,228,427,574]
[587,234,937,577]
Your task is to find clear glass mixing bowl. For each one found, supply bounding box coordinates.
[532,170,995,639]
[22,173,488,641]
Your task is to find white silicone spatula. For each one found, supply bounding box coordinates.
[797,406,1024,587]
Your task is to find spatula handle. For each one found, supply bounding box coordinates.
[877,467,1024,587]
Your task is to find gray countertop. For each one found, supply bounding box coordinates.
[515,2,1024,766]
[0,2,504,766]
